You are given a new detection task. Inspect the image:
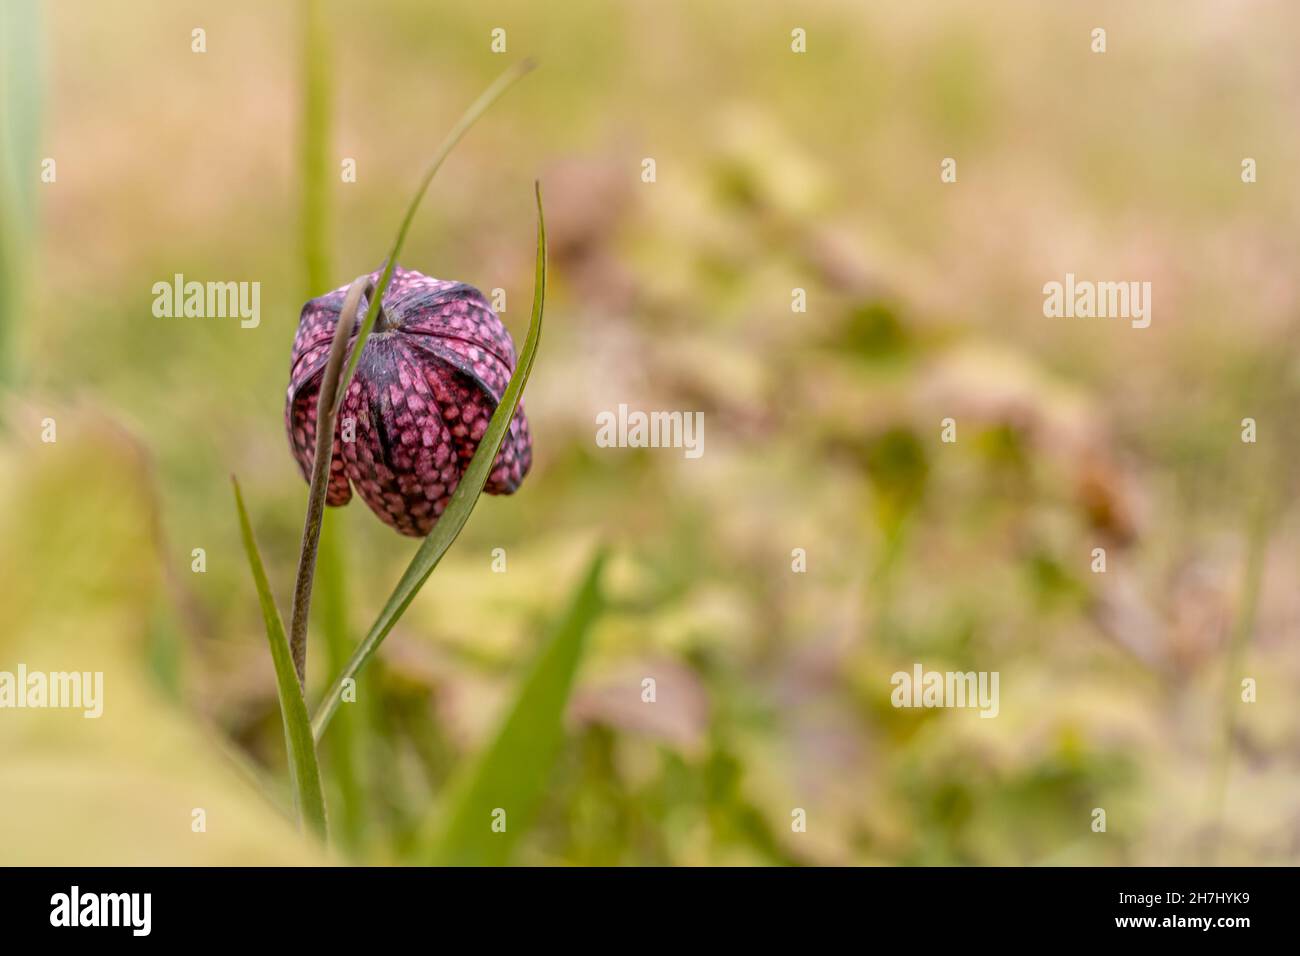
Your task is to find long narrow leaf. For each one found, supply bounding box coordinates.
[335,59,535,408]
[312,180,547,741]
[232,476,328,839]
[429,548,607,866]
[0,0,42,388]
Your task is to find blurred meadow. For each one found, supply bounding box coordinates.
[2,0,1300,865]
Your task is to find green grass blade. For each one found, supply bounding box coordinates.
[0,0,42,388]
[428,548,607,866]
[335,59,535,408]
[232,476,328,840]
[312,180,547,742]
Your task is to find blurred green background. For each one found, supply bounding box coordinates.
[2,0,1299,865]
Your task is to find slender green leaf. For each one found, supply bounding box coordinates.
[428,548,608,866]
[312,180,548,741]
[232,476,328,839]
[335,59,536,408]
[0,0,42,388]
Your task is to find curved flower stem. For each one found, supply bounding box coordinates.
[293,59,536,691]
[288,274,371,686]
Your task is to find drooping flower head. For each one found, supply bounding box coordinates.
[286,266,532,536]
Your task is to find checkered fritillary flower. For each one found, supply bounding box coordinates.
[286,265,532,536]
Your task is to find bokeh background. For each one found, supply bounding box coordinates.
[2,0,1299,865]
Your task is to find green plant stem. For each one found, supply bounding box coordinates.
[299,0,370,853]
[288,274,370,685]
[312,181,547,743]
[318,507,366,850]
